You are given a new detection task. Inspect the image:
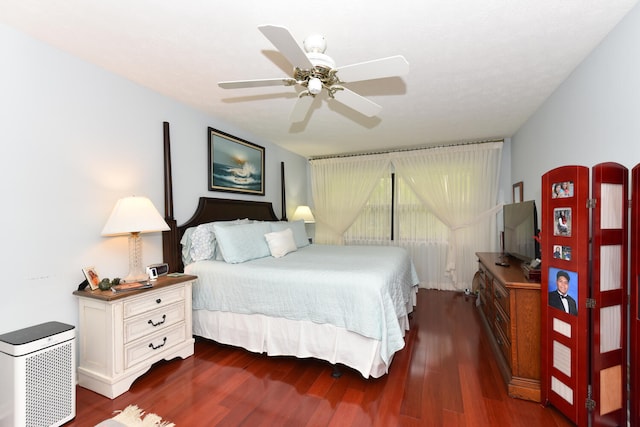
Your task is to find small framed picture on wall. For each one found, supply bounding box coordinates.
[512,181,523,203]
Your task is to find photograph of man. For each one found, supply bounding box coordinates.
[548,269,578,315]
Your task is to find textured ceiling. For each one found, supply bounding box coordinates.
[1,0,637,158]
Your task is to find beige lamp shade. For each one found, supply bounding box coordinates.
[291,205,315,223]
[102,196,169,236]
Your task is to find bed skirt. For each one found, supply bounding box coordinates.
[192,308,412,378]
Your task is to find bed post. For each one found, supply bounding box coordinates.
[162,121,180,273]
[280,161,287,221]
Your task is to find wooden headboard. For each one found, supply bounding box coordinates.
[161,123,278,272]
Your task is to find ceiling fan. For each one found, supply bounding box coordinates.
[218,25,410,122]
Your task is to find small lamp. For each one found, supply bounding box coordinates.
[291,205,315,223]
[101,196,169,283]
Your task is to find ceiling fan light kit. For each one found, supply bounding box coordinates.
[218,25,409,122]
[307,77,323,95]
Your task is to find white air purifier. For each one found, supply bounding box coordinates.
[0,322,76,427]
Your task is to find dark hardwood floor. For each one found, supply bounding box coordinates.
[68,290,574,426]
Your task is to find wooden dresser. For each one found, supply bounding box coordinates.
[475,252,541,402]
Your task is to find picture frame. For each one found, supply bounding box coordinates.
[554,207,572,236]
[512,181,523,203]
[208,127,265,195]
[547,267,578,316]
[552,244,572,261]
[82,266,100,291]
[551,180,574,198]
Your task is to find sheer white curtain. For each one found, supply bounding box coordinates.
[310,155,391,244]
[395,175,453,289]
[391,142,503,290]
[342,172,393,245]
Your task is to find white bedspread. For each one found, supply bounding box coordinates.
[185,244,419,366]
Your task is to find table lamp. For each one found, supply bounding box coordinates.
[101,196,169,283]
[291,205,315,223]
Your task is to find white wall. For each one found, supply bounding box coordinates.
[0,23,308,335]
[511,3,640,209]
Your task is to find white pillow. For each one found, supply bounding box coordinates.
[213,222,272,263]
[270,220,310,248]
[264,228,298,258]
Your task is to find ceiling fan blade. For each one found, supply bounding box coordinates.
[332,87,382,117]
[289,94,314,123]
[218,78,297,89]
[258,25,314,69]
[336,55,409,83]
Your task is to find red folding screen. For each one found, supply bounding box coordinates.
[541,163,628,426]
[631,165,640,425]
[541,166,590,425]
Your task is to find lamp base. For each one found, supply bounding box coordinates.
[122,232,148,283]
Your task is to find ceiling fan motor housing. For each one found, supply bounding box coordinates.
[303,34,327,53]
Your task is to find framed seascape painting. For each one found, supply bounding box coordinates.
[208,127,265,195]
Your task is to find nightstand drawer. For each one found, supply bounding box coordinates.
[124,301,185,343]
[124,322,186,369]
[123,287,185,318]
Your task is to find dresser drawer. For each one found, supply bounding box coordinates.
[493,301,511,344]
[493,282,510,318]
[124,301,185,343]
[124,322,187,369]
[494,317,512,369]
[123,286,185,318]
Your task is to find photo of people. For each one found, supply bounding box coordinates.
[554,208,572,236]
[552,244,572,260]
[548,268,578,315]
[552,181,574,198]
[82,266,100,290]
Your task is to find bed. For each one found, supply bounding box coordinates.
[160,125,419,378]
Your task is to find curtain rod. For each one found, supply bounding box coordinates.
[308,138,504,161]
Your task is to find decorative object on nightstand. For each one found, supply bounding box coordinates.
[82,266,101,290]
[73,274,197,398]
[102,196,170,283]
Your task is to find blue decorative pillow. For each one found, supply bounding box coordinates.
[213,222,272,263]
[270,220,309,248]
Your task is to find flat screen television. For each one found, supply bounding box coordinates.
[503,200,540,262]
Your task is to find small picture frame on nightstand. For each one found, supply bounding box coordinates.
[82,266,100,290]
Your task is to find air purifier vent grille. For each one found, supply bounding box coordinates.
[25,341,74,427]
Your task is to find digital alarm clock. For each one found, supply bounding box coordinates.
[146,263,169,277]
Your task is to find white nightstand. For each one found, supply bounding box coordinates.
[73,274,196,398]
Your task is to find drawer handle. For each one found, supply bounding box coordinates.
[148,314,166,327]
[149,337,167,350]
[496,336,503,346]
[156,298,162,304]
[496,314,502,324]
[494,290,502,299]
